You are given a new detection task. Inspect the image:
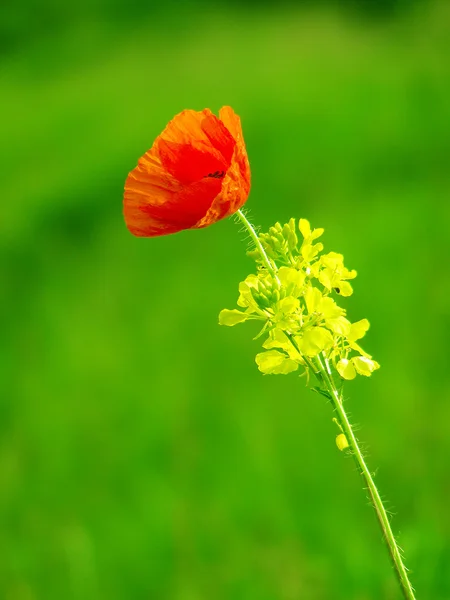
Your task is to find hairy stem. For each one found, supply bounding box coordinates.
[235,209,277,278]
[234,210,416,600]
[314,356,416,600]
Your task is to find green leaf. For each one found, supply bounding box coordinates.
[297,327,334,357]
[255,350,299,375]
[311,386,332,400]
[253,321,271,340]
[336,358,357,380]
[218,309,251,326]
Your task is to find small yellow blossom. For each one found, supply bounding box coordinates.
[220,218,379,382]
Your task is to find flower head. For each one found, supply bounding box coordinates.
[219,218,380,380]
[124,106,251,237]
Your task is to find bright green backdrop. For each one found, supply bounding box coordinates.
[1,1,450,599]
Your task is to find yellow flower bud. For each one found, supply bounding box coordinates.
[336,433,349,451]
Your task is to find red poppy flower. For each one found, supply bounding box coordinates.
[124,106,251,237]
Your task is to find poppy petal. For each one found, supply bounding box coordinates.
[195,107,250,228]
[124,106,251,237]
[200,114,236,165]
[124,149,223,237]
[194,159,250,228]
[219,106,244,144]
[158,139,227,185]
[159,109,214,145]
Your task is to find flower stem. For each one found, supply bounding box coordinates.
[233,210,416,599]
[314,356,416,600]
[235,209,277,278]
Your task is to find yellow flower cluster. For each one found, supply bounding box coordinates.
[219,218,379,380]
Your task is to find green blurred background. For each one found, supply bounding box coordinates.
[1,0,450,598]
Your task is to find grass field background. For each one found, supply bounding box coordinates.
[1,1,450,598]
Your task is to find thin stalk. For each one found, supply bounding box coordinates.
[315,356,416,600]
[234,211,416,600]
[235,209,277,279]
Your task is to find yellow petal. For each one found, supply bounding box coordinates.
[256,350,299,375]
[348,319,370,341]
[299,219,311,238]
[352,356,380,377]
[336,358,357,380]
[336,433,350,451]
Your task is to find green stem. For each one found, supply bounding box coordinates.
[234,210,416,600]
[315,356,416,600]
[235,209,277,279]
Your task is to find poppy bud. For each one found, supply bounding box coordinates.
[124,107,250,237]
